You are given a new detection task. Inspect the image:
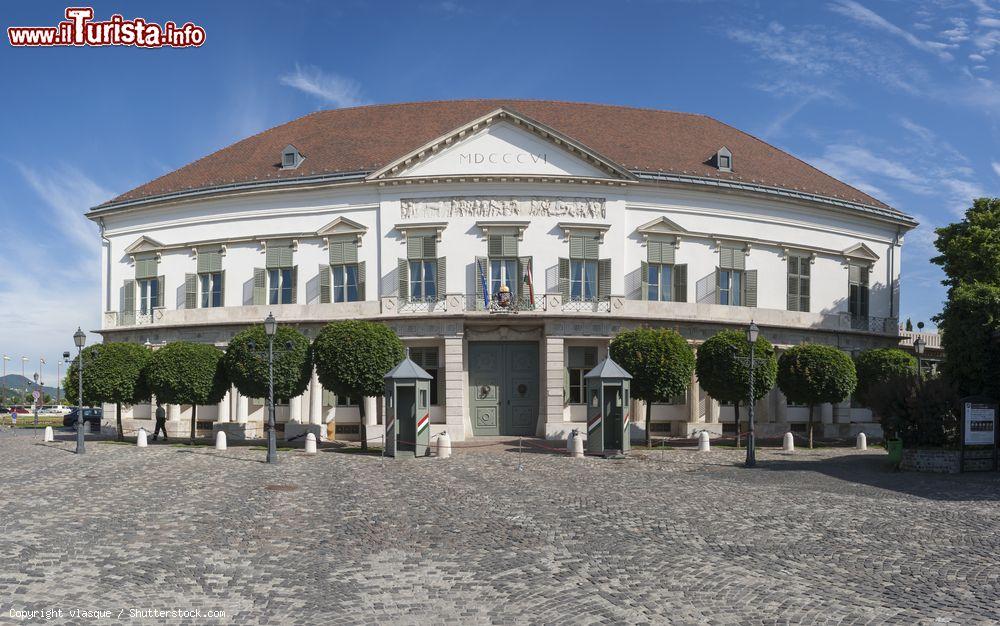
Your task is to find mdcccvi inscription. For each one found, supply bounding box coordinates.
[400,196,606,219]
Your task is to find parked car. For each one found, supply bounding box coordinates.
[40,405,72,416]
[63,408,102,429]
[6,406,30,415]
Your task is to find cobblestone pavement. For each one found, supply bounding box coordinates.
[0,430,998,625]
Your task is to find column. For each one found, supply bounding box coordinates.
[775,389,788,426]
[236,389,248,424]
[288,393,302,423]
[687,372,701,424]
[833,399,851,424]
[167,404,180,422]
[820,402,834,424]
[443,335,466,438]
[544,336,565,427]
[706,395,720,423]
[308,369,323,426]
[362,397,377,426]
[217,389,231,423]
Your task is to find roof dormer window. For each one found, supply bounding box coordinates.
[281,144,303,170]
[716,146,732,172]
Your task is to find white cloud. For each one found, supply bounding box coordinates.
[992,161,1000,177]
[829,0,956,60]
[0,165,108,372]
[278,65,366,108]
[978,17,1000,28]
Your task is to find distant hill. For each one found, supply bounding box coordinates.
[1,374,63,401]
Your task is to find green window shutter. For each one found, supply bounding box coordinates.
[266,245,280,268]
[475,256,487,309]
[357,261,366,300]
[673,264,688,302]
[422,236,436,258]
[290,266,298,304]
[488,235,502,258]
[253,268,266,305]
[329,240,345,266]
[849,263,860,284]
[598,259,611,299]
[408,235,435,259]
[135,255,157,279]
[219,271,226,307]
[156,276,165,309]
[266,243,293,269]
[185,274,198,309]
[720,246,734,270]
[329,238,358,265]
[503,234,518,257]
[660,240,676,265]
[318,264,331,304]
[799,273,810,312]
[197,250,222,273]
[640,261,649,301]
[558,257,570,301]
[569,236,584,259]
[647,241,661,265]
[733,248,746,271]
[787,260,799,312]
[584,235,599,260]
[122,279,135,317]
[436,257,446,296]
[397,258,409,300]
[744,270,758,308]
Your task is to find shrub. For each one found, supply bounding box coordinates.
[873,375,960,448]
[223,325,312,402]
[854,348,916,410]
[777,344,857,448]
[146,341,228,443]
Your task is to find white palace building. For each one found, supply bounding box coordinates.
[87,100,917,442]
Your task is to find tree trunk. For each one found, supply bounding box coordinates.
[808,404,814,449]
[644,399,651,448]
[734,402,741,449]
[359,399,367,452]
[190,404,197,444]
[116,402,123,441]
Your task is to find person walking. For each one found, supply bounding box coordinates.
[152,402,168,441]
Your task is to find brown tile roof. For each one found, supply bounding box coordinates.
[99,99,895,213]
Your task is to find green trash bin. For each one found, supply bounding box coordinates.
[886,438,903,465]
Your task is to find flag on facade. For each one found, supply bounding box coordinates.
[477,258,490,309]
[523,260,535,305]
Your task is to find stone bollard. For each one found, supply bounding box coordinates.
[569,429,584,459]
[43,426,54,442]
[856,432,867,451]
[783,431,795,452]
[304,432,317,455]
[436,431,452,459]
[137,428,148,448]
[697,430,711,452]
[215,430,227,451]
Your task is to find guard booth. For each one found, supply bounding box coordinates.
[584,357,632,457]
[384,352,433,458]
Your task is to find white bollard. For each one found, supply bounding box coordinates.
[137,428,148,448]
[697,430,711,452]
[436,431,452,459]
[783,431,795,452]
[43,426,54,442]
[856,432,867,451]
[569,429,584,459]
[215,430,227,451]
[304,432,317,455]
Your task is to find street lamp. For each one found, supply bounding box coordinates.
[74,327,86,455]
[2,354,9,410]
[59,352,70,406]
[745,321,760,469]
[264,313,278,464]
[913,336,926,382]
[33,372,39,430]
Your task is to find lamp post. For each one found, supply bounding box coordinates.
[745,322,760,468]
[74,327,86,455]
[33,372,39,430]
[263,313,278,464]
[2,354,9,410]
[59,353,70,406]
[913,336,926,383]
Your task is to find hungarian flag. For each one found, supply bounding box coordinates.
[523,260,535,305]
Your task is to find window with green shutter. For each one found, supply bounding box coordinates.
[642,238,685,302]
[787,255,810,312]
[562,232,607,302]
[194,248,224,308]
[409,346,441,406]
[264,242,295,304]
[401,234,443,301]
[848,263,869,318]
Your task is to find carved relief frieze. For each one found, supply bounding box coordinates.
[400,196,606,220]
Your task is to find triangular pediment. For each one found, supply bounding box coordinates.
[124,235,164,254]
[843,242,879,262]
[369,108,634,181]
[317,216,368,237]
[636,216,689,238]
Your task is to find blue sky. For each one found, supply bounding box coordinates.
[1,0,998,379]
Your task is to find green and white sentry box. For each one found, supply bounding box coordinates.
[584,357,632,457]
[383,352,433,458]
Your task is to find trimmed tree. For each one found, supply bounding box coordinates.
[695,329,777,446]
[609,327,695,447]
[854,348,916,412]
[312,320,405,450]
[145,341,228,443]
[222,325,312,421]
[777,344,857,449]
